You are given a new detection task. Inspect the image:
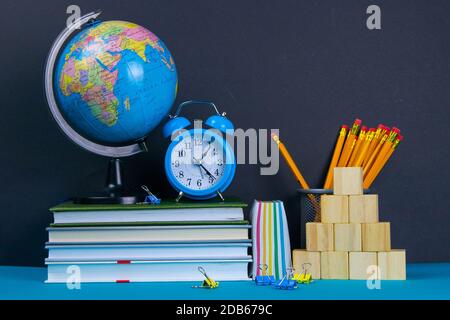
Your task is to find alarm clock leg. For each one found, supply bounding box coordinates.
[175,191,184,203]
[217,191,225,202]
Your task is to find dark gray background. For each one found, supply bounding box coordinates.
[1,0,449,266]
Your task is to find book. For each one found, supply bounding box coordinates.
[45,240,251,260]
[47,224,251,243]
[50,220,249,228]
[46,258,252,283]
[50,199,247,224]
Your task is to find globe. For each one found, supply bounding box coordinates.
[53,20,178,145]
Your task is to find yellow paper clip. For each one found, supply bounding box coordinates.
[192,266,219,289]
[293,263,313,284]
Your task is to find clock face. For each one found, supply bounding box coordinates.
[169,133,226,192]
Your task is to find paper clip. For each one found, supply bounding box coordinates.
[192,266,219,289]
[141,185,161,205]
[275,268,297,290]
[255,264,276,286]
[293,263,313,284]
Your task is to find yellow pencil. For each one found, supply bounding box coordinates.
[366,135,403,187]
[353,128,376,167]
[363,128,400,187]
[363,126,389,176]
[324,125,348,189]
[348,126,367,166]
[337,119,362,167]
[364,134,403,188]
[363,124,384,167]
[272,133,320,219]
[272,133,310,189]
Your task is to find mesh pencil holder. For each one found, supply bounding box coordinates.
[298,189,333,248]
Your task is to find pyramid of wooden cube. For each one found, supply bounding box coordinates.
[333,167,363,195]
[321,251,349,279]
[378,250,406,280]
[349,194,379,223]
[349,252,377,280]
[334,223,361,251]
[295,166,406,280]
[306,223,334,251]
[321,195,349,223]
[292,250,321,279]
[362,222,391,252]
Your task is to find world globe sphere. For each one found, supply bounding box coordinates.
[54,20,178,145]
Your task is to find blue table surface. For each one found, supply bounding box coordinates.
[1,263,449,300]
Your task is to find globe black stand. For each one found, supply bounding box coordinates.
[73,159,140,205]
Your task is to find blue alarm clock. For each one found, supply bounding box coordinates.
[162,100,236,201]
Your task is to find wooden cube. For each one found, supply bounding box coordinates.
[349,252,377,280]
[333,167,363,195]
[378,250,406,280]
[292,250,321,279]
[349,195,379,223]
[362,223,391,252]
[334,223,362,251]
[321,195,349,223]
[306,223,334,252]
[321,251,349,279]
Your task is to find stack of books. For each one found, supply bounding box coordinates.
[45,199,251,283]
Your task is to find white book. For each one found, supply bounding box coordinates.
[45,241,251,260]
[53,207,244,224]
[47,225,251,243]
[46,258,252,283]
[50,201,246,224]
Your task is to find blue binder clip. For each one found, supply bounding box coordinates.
[141,185,161,205]
[274,268,297,290]
[255,264,276,286]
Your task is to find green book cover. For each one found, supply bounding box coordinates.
[50,197,247,212]
[50,220,250,228]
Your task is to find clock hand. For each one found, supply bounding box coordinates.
[199,164,216,180]
[200,137,216,160]
[201,143,212,160]
[198,165,204,179]
[191,155,207,179]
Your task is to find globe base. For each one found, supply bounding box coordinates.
[72,158,143,205]
[73,195,140,205]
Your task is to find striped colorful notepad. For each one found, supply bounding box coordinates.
[251,200,292,280]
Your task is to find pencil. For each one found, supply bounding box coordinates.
[272,133,310,189]
[337,119,362,167]
[272,133,320,220]
[348,126,367,166]
[323,125,348,189]
[363,124,384,167]
[363,128,400,187]
[353,128,376,167]
[363,126,390,176]
[363,133,403,188]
